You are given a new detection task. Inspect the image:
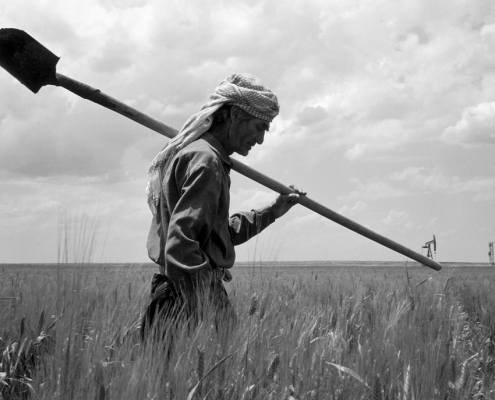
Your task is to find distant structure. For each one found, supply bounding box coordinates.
[489,242,494,265]
[422,235,436,260]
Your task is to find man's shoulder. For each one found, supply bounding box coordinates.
[177,139,220,165]
[182,138,215,154]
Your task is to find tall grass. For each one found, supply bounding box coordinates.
[1,261,494,399]
[57,209,103,264]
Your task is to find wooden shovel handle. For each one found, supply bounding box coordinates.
[232,161,442,271]
[55,73,442,271]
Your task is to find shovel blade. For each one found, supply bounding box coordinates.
[0,28,59,93]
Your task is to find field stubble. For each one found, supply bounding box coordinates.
[0,261,494,399]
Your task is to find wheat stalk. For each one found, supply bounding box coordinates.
[259,294,268,320]
[403,364,410,400]
[326,362,369,389]
[448,359,468,391]
[372,375,383,400]
[266,354,280,381]
[187,351,236,400]
[248,293,258,316]
[195,348,205,398]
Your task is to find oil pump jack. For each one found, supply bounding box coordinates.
[422,235,436,260]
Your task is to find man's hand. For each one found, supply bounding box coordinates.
[270,184,307,219]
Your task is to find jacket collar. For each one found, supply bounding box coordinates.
[201,132,232,166]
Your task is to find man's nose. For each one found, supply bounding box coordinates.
[256,132,265,145]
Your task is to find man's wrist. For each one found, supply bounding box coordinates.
[258,204,278,222]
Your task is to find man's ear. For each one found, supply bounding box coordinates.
[230,106,250,124]
[230,105,241,122]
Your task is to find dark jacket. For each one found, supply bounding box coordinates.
[147,132,275,288]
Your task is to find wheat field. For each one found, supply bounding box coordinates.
[1,261,494,400]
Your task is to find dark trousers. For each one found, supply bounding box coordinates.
[140,273,237,343]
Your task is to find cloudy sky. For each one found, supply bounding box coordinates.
[1,0,494,265]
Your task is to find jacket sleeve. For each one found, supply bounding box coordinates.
[228,206,276,246]
[164,154,223,285]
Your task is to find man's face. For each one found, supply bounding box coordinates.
[228,110,270,156]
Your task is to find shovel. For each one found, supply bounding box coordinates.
[0,28,442,271]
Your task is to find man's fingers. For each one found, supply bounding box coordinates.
[288,184,307,197]
[287,193,301,204]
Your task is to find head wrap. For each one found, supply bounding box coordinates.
[167,73,279,152]
[146,73,279,212]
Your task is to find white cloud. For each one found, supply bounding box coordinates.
[0,172,151,262]
[383,210,414,229]
[338,201,368,218]
[2,0,495,262]
[391,167,453,191]
[343,119,409,160]
[231,188,275,211]
[285,213,333,230]
[456,178,495,201]
[441,102,495,146]
[391,167,495,200]
[295,106,328,127]
[342,166,495,212]
[342,179,408,202]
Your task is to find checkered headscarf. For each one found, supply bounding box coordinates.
[168,73,279,151]
[146,73,279,212]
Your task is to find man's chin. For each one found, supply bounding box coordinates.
[236,149,251,156]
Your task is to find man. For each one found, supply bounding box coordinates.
[141,73,303,340]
